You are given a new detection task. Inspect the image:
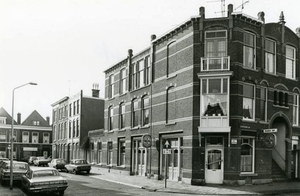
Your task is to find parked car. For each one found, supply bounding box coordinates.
[48,158,67,171]
[0,160,29,185]
[33,156,51,167]
[65,159,91,174]
[21,167,68,196]
[0,157,9,165]
[28,156,37,165]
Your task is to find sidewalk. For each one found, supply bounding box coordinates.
[90,166,300,195]
[0,185,25,196]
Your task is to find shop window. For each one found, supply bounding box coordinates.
[286,45,296,79]
[107,142,113,165]
[244,31,256,69]
[265,39,276,74]
[243,84,255,121]
[240,138,254,173]
[118,138,126,166]
[142,96,149,126]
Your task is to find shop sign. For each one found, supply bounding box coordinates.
[23,147,38,152]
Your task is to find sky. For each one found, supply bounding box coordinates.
[1,0,300,123]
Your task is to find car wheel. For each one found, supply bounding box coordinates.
[59,190,65,196]
[87,170,90,174]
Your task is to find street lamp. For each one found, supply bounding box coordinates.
[10,82,37,190]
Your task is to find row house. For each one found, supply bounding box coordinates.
[51,85,104,162]
[0,107,52,161]
[91,4,300,185]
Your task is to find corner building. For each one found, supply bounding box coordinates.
[100,4,300,185]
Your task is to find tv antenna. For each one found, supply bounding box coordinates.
[234,0,249,12]
[208,0,226,17]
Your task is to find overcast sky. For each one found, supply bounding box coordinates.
[1,0,299,123]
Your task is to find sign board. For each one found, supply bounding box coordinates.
[263,128,277,133]
[162,139,171,149]
[23,147,38,152]
[163,149,172,154]
[142,134,152,148]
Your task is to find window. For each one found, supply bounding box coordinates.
[69,104,72,117]
[32,132,38,143]
[69,121,72,138]
[244,32,256,69]
[118,138,125,166]
[108,106,114,131]
[286,46,296,79]
[0,131,6,142]
[274,91,288,107]
[166,87,176,123]
[76,118,79,137]
[167,41,176,76]
[53,125,56,141]
[22,131,29,143]
[260,87,267,121]
[119,103,125,129]
[132,99,139,127]
[33,121,40,126]
[137,60,144,88]
[201,78,228,117]
[243,84,255,120]
[265,39,276,74]
[64,122,67,139]
[204,30,228,71]
[120,68,127,95]
[73,120,76,138]
[73,102,76,115]
[293,94,299,126]
[142,96,149,126]
[145,56,151,85]
[0,117,6,124]
[97,142,102,164]
[90,142,94,163]
[131,63,137,90]
[107,141,113,165]
[240,138,255,173]
[43,133,49,144]
[108,74,114,98]
[64,105,68,117]
[77,100,80,114]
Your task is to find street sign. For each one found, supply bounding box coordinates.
[163,149,172,154]
[263,128,277,133]
[142,134,152,148]
[162,139,171,149]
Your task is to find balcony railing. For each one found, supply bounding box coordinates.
[200,115,229,127]
[201,56,230,71]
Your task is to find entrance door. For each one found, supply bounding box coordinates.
[205,147,224,184]
[132,140,147,176]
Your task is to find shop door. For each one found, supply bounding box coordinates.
[132,140,147,176]
[205,147,223,184]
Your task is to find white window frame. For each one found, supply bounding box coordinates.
[132,99,139,128]
[108,74,114,99]
[137,59,145,88]
[22,131,29,143]
[243,84,255,121]
[265,39,276,74]
[43,133,50,144]
[286,45,296,79]
[120,68,127,95]
[32,132,39,143]
[142,96,149,126]
[243,31,256,69]
[293,94,299,126]
[0,117,7,124]
[108,106,114,131]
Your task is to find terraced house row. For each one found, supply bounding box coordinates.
[87,4,300,185]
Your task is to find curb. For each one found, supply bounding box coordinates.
[89,175,143,189]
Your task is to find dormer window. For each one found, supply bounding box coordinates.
[0,117,6,124]
[33,120,40,126]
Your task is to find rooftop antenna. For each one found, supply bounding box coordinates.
[234,0,249,12]
[208,0,226,17]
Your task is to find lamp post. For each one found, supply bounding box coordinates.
[10,82,37,190]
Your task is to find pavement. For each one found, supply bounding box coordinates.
[90,165,300,195]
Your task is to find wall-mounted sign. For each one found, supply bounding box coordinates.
[231,138,237,145]
[263,129,277,133]
[23,147,38,152]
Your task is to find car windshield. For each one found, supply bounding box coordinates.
[33,170,60,178]
[74,160,87,165]
[6,163,28,170]
[57,159,66,163]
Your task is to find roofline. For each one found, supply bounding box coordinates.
[51,96,69,106]
[0,124,52,131]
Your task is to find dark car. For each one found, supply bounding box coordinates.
[0,160,29,185]
[48,158,67,171]
[65,159,91,174]
[33,156,51,167]
[21,167,68,196]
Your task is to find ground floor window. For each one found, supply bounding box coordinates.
[240,137,255,173]
[107,141,113,165]
[118,138,126,166]
[97,142,102,164]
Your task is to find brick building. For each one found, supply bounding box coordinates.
[51,85,104,162]
[0,107,52,161]
[91,4,300,185]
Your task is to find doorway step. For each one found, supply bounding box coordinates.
[272,159,286,182]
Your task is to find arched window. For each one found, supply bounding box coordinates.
[166,86,176,123]
[167,41,176,77]
[108,106,114,131]
[142,96,149,126]
[132,99,139,127]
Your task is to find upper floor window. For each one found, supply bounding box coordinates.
[119,103,125,129]
[22,131,29,143]
[274,90,288,107]
[43,133,49,144]
[243,84,255,121]
[77,100,80,114]
[73,101,76,115]
[64,105,68,117]
[120,68,127,95]
[0,117,6,124]
[33,120,40,126]
[145,56,151,85]
[132,99,139,127]
[137,60,144,88]
[260,87,267,122]
[0,131,6,142]
[32,132,38,143]
[69,104,72,117]
[244,32,256,69]
[142,96,149,126]
[286,45,296,79]
[167,41,176,77]
[293,94,299,126]
[265,39,276,74]
[201,78,228,117]
[72,120,76,138]
[69,121,72,138]
[108,74,114,98]
[166,86,176,123]
[118,138,126,166]
[108,106,114,131]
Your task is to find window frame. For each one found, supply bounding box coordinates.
[119,103,125,130]
[43,132,50,144]
[32,132,39,144]
[117,138,126,166]
[132,99,139,128]
[145,56,151,85]
[240,137,255,174]
[243,31,256,69]
[108,74,114,99]
[107,141,113,165]
[119,68,127,95]
[260,87,267,122]
[265,38,276,74]
[286,45,296,80]
[293,93,299,126]
[142,96,150,126]
[108,106,114,131]
[242,83,255,121]
[166,86,176,123]
[22,131,29,143]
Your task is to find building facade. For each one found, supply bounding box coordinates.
[0,107,52,161]
[94,4,300,185]
[51,85,104,162]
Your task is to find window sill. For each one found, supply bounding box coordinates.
[239,173,258,177]
[107,97,115,101]
[130,84,151,93]
[131,126,140,130]
[167,74,177,79]
[242,66,258,72]
[119,128,126,132]
[116,165,126,169]
[107,130,114,134]
[285,77,297,81]
[141,125,150,129]
[119,92,127,97]
[273,104,289,109]
[242,118,255,122]
[166,122,176,126]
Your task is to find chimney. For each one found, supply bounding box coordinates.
[46,116,50,125]
[258,12,265,23]
[199,6,205,19]
[92,83,100,98]
[17,113,21,124]
[296,27,300,37]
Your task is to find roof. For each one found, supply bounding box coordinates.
[22,110,50,127]
[29,167,56,172]
[0,107,18,125]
